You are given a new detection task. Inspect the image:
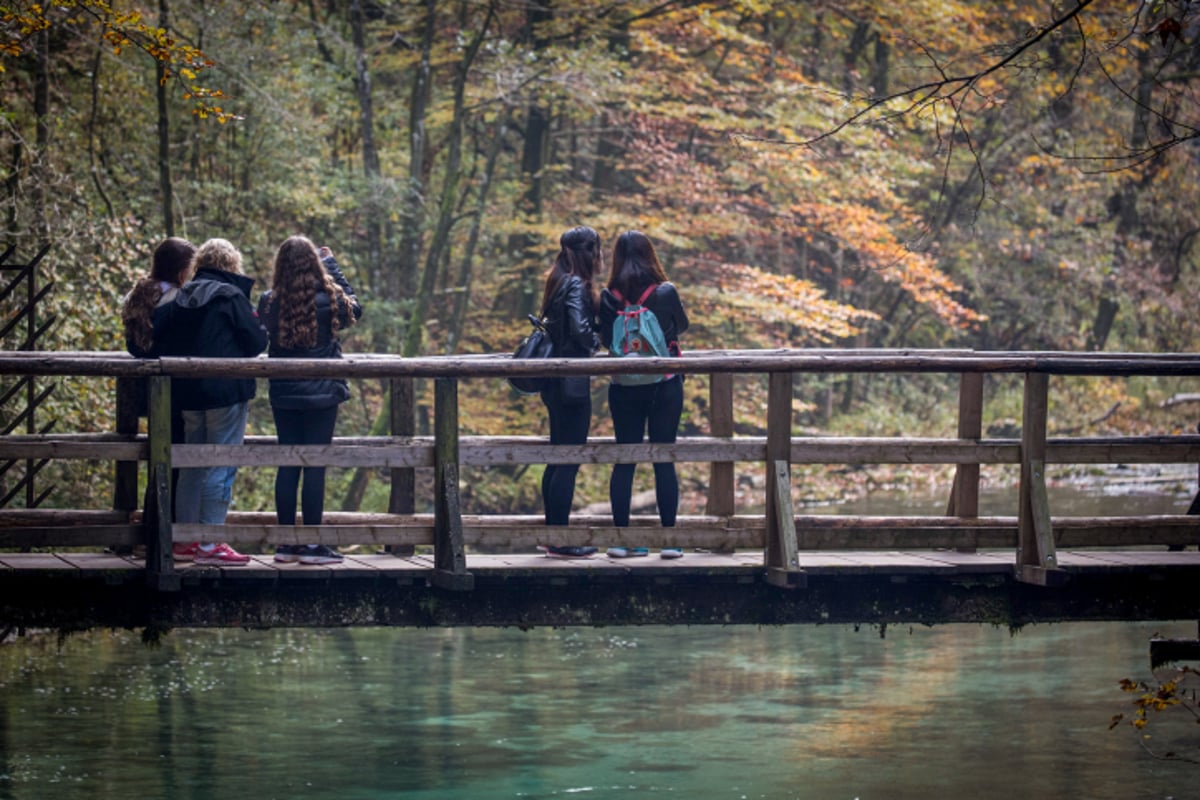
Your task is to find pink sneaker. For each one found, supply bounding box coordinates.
[193,543,251,566]
[172,542,201,562]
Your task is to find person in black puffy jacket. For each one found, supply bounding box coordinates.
[154,238,267,566]
[257,236,361,565]
[597,230,689,559]
[537,226,601,558]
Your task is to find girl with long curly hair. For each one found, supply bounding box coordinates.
[122,237,195,357]
[257,236,362,565]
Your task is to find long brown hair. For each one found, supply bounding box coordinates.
[122,237,195,352]
[268,235,356,349]
[540,225,601,314]
[608,230,669,302]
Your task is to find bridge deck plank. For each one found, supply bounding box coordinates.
[4,549,1200,580]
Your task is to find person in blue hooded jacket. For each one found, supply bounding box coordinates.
[154,237,267,566]
[257,236,361,565]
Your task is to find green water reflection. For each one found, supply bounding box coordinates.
[0,621,1195,799]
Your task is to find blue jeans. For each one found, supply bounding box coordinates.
[176,402,249,525]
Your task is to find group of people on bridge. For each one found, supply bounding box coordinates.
[121,227,688,566]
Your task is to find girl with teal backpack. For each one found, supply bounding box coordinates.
[597,231,689,558]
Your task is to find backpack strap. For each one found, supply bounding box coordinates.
[637,284,657,305]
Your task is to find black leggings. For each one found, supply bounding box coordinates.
[608,376,683,527]
[540,378,592,526]
[273,405,339,525]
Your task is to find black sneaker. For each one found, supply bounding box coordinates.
[540,545,598,559]
[298,544,344,565]
[274,544,301,564]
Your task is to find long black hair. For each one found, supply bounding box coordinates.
[608,230,669,302]
[540,225,601,313]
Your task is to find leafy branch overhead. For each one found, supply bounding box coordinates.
[1,0,237,122]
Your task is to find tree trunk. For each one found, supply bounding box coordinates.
[401,1,494,358]
[395,0,436,302]
[447,108,509,354]
[156,0,174,237]
[33,27,50,247]
[497,0,552,318]
[872,33,889,99]
[351,0,384,297]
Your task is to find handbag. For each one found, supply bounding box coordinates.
[508,314,554,395]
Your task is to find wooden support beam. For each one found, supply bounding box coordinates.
[388,376,416,556]
[432,377,472,591]
[113,376,140,515]
[706,372,735,519]
[1017,373,1064,585]
[1150,638,1200,669]
[765,459,805,589]
[948,372,983,520]
[144,376,177,591]
[765,372,793,571]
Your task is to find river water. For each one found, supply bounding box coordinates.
[1,469,1197,799]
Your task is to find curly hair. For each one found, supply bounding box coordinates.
[122,237,195,353]
[192,237,244,275]
[268,236,355,349]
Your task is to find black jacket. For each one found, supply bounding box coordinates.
[543,274,598,357]
[154,267,268,411]
[257,256,363,411]
[598,282,689,352]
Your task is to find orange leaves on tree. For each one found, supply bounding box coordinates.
[0,0,237,122]
[677,259,877,348]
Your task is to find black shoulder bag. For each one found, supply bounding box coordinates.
[508,314,554,395]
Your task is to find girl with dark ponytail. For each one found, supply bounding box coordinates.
[537,226,601,558]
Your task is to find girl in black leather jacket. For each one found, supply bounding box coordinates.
[538,226,601,556]
[257,237,361,565]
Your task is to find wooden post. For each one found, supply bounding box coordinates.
[706,372,735,521]
[764,371,803,587]
[113,377,140,516]
[388,376,416,556]
[431,377,472,591]
[144,376,178,591]
[948,372,983,551]
[1016,372,1064,585]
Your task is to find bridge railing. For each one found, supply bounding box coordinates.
[1,349,1200,590]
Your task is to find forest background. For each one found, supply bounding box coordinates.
[3,0,1200,519]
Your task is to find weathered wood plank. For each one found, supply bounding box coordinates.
[765,373,793,570]
[707,373,736,518]
[156,435,1200,469]
[948,372,983,521]
[0,525,140,547]
[145,376,175,590]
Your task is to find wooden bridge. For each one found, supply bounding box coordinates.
[1,348,1199,632]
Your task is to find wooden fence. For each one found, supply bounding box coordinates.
[1,348,1199,591]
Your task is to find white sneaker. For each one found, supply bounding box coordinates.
[607,547,649,558]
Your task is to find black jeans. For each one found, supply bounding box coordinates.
[608,376,683,526]
[273,405,339,525]
[540,378,592,525]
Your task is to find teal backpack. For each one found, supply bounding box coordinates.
[610,284,673,386]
